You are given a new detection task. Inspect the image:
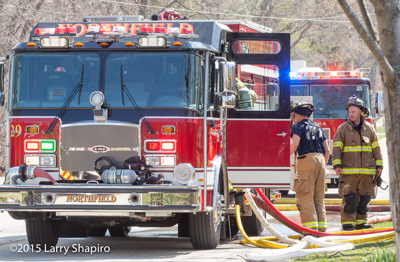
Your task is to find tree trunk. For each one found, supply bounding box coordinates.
[370,2,400,257]
[338,0,400,256]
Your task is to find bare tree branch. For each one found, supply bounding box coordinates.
[356,0,378,42]
[291,22,313,49]
[337,0,393,81]
[166,0,178,8]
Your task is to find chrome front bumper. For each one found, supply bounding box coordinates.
[0,185,200,213]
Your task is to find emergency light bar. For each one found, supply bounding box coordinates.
[290,71,363,80]
[33,27,77,36]
[87,25,125,35]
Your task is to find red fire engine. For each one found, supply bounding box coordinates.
[0,13,291,249]
[290,70,383,188]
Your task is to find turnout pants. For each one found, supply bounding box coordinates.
[294,153,327,232]
[339,174,375,227]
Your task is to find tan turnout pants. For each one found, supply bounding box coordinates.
[338,174,375,227]
[293,153,327,232]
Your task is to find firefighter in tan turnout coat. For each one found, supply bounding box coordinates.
[290,101,330,232]
[332,95,383,231]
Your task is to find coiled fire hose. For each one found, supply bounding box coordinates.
[236,189,394,261]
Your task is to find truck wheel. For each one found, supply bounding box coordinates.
[26,218,59,248]
[242,212,263,236]
[189,191,224,249]
[188,210,221,249]
[88,227,107,237]
[178,214,190,237]
[108,226,130,237]
[280,190,289,196]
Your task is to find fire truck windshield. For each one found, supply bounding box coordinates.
[310,85,371,119]
[10,53,100,110]
[104,53,204,111]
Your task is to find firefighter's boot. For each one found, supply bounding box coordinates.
[356,223,374,230]
[342,223,355,231]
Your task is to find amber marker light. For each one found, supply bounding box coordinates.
[27,42,36,47]
[74,42,84,47]
[162,126,175,134]
[99,42,109,48]
[26,126,39,134]
[173,42,182,46]
[125,42,134,47]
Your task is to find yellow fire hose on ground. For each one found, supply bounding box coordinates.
[235,189,395,261]
[273,198,389,205]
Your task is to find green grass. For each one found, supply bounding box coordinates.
[374,221,393,229]
[364,248,396,262]
[294,221,395,262]
[376,126,386,140]
[376,126,386,133]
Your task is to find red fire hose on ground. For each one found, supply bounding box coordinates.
[368,214,392,224]
[253,188,393,237]
[325,205,391,212]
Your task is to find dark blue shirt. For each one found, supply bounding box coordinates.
[291,119,327,156]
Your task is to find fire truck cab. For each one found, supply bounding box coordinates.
[290,70,377,187]
[0,15,290,249]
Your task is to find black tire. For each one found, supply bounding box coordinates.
[108,226,130,237]
[188,211,221,249]
[225,216,239,238]
[178,215,190,237]
[88,227,107,237]
[280,190,289,196]
[242,212,263,236]
[26,218,59,248]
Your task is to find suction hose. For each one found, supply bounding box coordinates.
[243,189,299,245]
[254,188,393,236]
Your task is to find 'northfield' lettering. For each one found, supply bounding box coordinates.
[66,195,117,203]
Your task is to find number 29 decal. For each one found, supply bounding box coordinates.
[10,125,22,137]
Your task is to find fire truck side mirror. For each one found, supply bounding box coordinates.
[217,91,236,109]
[375,91,384,115]
[219,62,235,91]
